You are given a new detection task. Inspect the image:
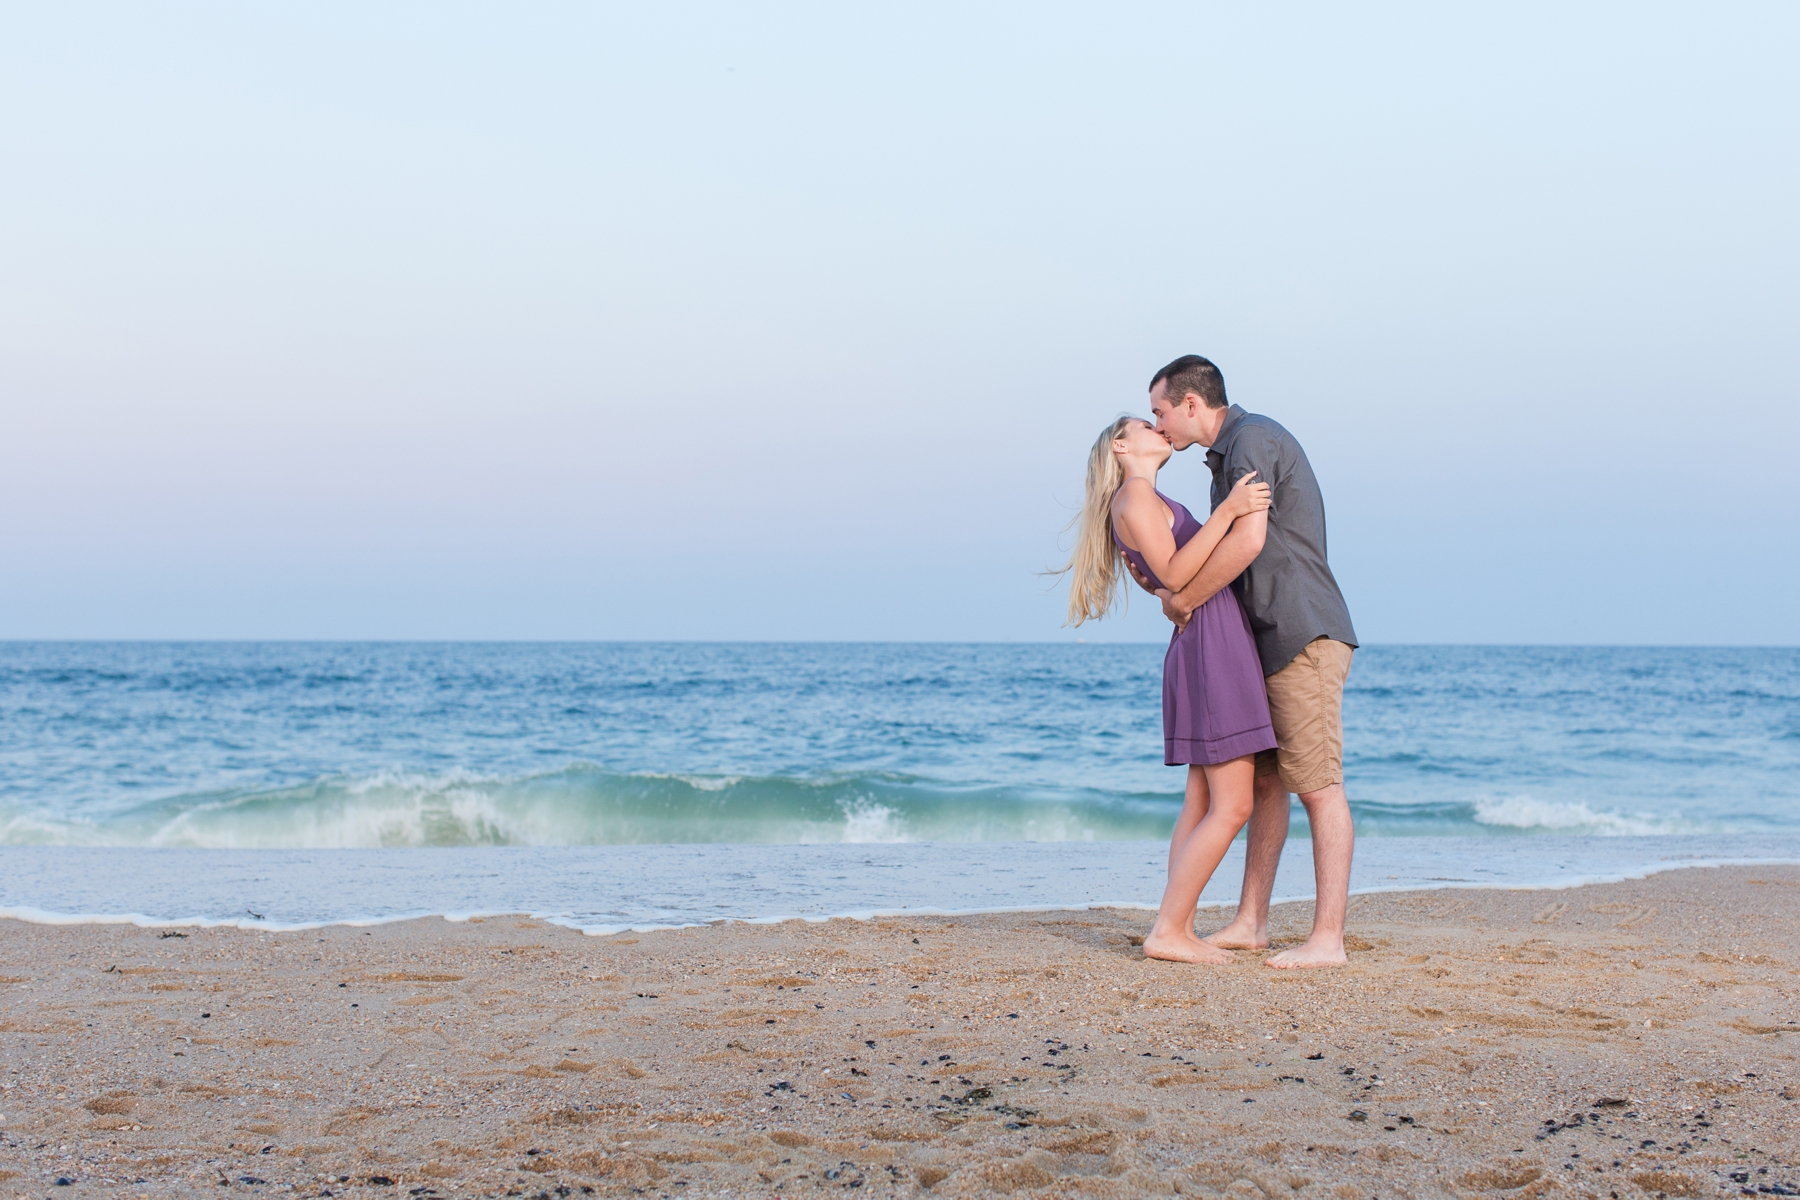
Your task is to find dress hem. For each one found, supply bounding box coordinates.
[1165,726,1279,768]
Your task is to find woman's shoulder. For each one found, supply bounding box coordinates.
[1113,476,1158,505]
[1111,477,1161,524]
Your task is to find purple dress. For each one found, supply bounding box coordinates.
[1116,490,1279,767]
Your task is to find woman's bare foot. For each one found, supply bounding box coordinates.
[1142,931,1236,965]
[1200,915,1268,951]
[1264,937,1348,969]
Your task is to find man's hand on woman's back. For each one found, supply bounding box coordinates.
[1124,556,1160,596]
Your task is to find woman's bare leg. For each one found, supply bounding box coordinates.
[1143,756,1257,965]
[1166,765,1210,880]
[1160,767,1212,938]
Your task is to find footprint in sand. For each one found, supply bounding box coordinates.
[1531,902,1570,925]
[1588,903,1658,929]
[1461,1166,1543,1190]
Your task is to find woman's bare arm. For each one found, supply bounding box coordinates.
[1152,472,1270,592]
[1160,511,1267,628]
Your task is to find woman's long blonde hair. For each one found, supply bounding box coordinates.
[1057,415,1138,626]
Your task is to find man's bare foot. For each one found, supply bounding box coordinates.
[1200,916,1268,951]
[1264,938,1348,969]
[1142,931,1236,965]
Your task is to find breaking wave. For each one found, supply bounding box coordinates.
[1469,795,1702,836]
[0,766,1181,848]
[0,766,1784,849]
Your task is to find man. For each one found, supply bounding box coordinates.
[1135,354,1358,969]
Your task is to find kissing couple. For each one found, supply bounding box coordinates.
[1064,355,1359,969]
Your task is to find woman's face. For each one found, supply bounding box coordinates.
[1115,418,1173,467]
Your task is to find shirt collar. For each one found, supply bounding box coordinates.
[1204,404,1247,467]
[1213,404,1247,448]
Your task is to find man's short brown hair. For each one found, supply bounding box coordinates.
[1149,354,1228,410]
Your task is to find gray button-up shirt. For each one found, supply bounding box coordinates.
[1206,405,1357,675]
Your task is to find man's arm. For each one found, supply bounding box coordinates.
[1159,509,1266,625]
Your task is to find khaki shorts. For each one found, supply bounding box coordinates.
[1253,637,1353,795]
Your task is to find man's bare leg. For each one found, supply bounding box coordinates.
[1143,758,1255,965]
[1265,782,1354,969]
[1201,772,1289,950]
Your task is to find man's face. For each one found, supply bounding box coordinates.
[1149,381,1208,450]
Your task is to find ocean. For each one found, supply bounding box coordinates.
[2,642,1796,932]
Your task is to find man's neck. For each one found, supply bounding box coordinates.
[1196,404,1231,448]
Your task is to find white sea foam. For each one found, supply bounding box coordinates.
[671,774,742,792]
[4,836,1798,935]
[143,776,528,849]
[341,767,508,795]
[2,765,1196,849]
[3,766,1784,851]
[1470,796,1697,836]
[834,799,912,843]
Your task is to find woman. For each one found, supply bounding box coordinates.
[1062,416,1277,965]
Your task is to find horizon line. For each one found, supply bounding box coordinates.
[1,638,1796,650]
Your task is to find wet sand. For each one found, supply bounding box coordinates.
[2,865,1798,1198]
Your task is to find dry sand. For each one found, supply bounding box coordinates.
[3,865,1798,1199]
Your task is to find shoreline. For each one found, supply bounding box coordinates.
[3,866,1798,1196]
[8,849,1800,937]
[5,834,1799,936]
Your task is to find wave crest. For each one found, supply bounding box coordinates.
[3,767,1785,849]
[1469,796,1695,836]
[0,766,1178,849]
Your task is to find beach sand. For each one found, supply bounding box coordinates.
[2,866,1797,1198]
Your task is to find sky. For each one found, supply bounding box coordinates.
[2,3,1796,643]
